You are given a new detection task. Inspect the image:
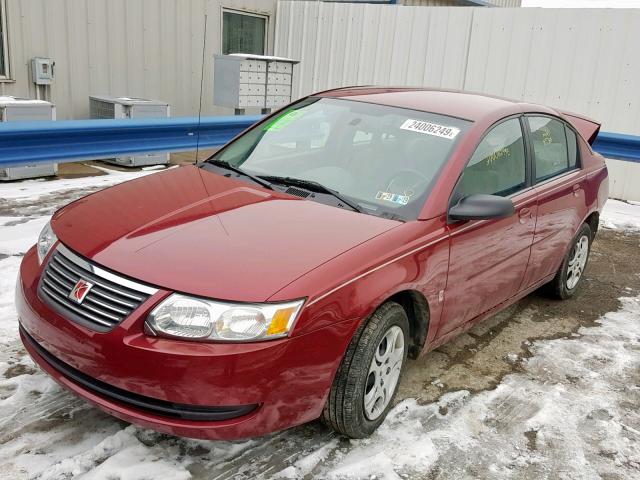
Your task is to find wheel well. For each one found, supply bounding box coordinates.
[585,211,599,239]
[388,290,430,359]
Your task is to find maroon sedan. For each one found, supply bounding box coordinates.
[17,88,608,439]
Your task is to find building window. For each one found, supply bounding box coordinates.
[0,0,8,79]
[222,10,267,56]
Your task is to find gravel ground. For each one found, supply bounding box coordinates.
[0,168,638,480]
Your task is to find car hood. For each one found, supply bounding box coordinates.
[51,166,400,302]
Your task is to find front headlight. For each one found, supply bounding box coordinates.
[145,294,305,342]
[37,220,58,264]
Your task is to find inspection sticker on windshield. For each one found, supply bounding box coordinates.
[376,191,410,205]
[263,110,305,131]
[400,119,460,139]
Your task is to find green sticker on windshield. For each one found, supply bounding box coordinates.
[263,110,305,132]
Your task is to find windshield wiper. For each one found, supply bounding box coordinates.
[259,175,364,213]
[206,159,274,191]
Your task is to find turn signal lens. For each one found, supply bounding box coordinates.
[146,294,304,342]
[266,307,296,335]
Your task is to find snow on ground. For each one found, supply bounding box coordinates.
[0,217,50,256]
[0,165,161,201]
[0,256,22,344]
[310,296,640,479]
[0,172,639,479]
[601,199,640,232]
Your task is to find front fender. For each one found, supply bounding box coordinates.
[273,219,450,344]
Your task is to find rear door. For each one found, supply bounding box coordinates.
[441,117,537,335]
[520,115,588,289]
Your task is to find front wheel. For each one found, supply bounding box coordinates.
[322,302,409,438]
[548,223,592,299]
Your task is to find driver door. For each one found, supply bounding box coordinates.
[440,117,537,336]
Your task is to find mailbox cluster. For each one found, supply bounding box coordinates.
[214,54,298,112]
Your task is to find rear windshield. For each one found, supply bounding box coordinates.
[208,97,471,220]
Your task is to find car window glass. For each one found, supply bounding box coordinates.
[566,126,578,169]
[210,97,471,221]
[253,110,334,156]
[528,116,571,182]
[456,118,526,198]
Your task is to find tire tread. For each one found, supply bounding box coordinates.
[546,223,592,300]
[322,302,408,438]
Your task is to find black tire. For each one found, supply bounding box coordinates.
[547,223,592,300]
[322,301,409,438]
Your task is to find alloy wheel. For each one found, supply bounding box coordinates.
[566,234,589,290]
[363,325,405,421]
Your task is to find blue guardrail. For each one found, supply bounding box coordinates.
[0,117,638,168]
[0,116,261,168]
[591,132,640,163]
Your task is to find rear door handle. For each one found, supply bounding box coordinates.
[573,184,581,197]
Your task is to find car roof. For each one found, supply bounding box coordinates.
[315,87,559,123]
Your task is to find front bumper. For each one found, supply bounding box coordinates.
[17,246,356,440]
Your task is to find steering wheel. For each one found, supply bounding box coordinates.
[386,169,430,197]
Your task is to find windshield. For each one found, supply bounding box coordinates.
[207,97,471,220]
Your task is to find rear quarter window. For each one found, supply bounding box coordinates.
[566,126,578,169]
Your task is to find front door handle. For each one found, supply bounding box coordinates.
[518,207,532,224]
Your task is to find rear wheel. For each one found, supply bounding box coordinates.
[322,302,409,438]
[547,223,592,299]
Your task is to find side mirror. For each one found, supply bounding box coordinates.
[447,194,515,223]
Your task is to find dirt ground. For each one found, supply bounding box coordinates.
[398,227,640,406]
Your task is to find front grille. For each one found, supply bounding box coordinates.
[38,245,157,332]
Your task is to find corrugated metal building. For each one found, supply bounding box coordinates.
[328,1,521,5]
[274,1,640,200]
[275,2,640,137]
[0,0,519,120]
[401,1,521,5]
[0,0,280,118]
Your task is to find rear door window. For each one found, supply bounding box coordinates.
[528,116,577,182]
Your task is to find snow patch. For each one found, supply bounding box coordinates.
[0,256,22,344]
[601,199,640,232]
[0,216,50,256]
[38,427,191,480]
[309,297,640,479]
[325,400,440,479]
[0,166,163,201]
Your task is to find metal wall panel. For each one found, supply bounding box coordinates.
[463,7,640,136]
[400,1,460,6]
[274,2,475,98]
[0,0,278,119]
[275,2,640,138]
[399,1,521,6]
[605,159,640,202]
[484,0,521,7]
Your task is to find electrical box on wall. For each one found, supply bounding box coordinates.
[213,54,299,111]
[31,57,55,85]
